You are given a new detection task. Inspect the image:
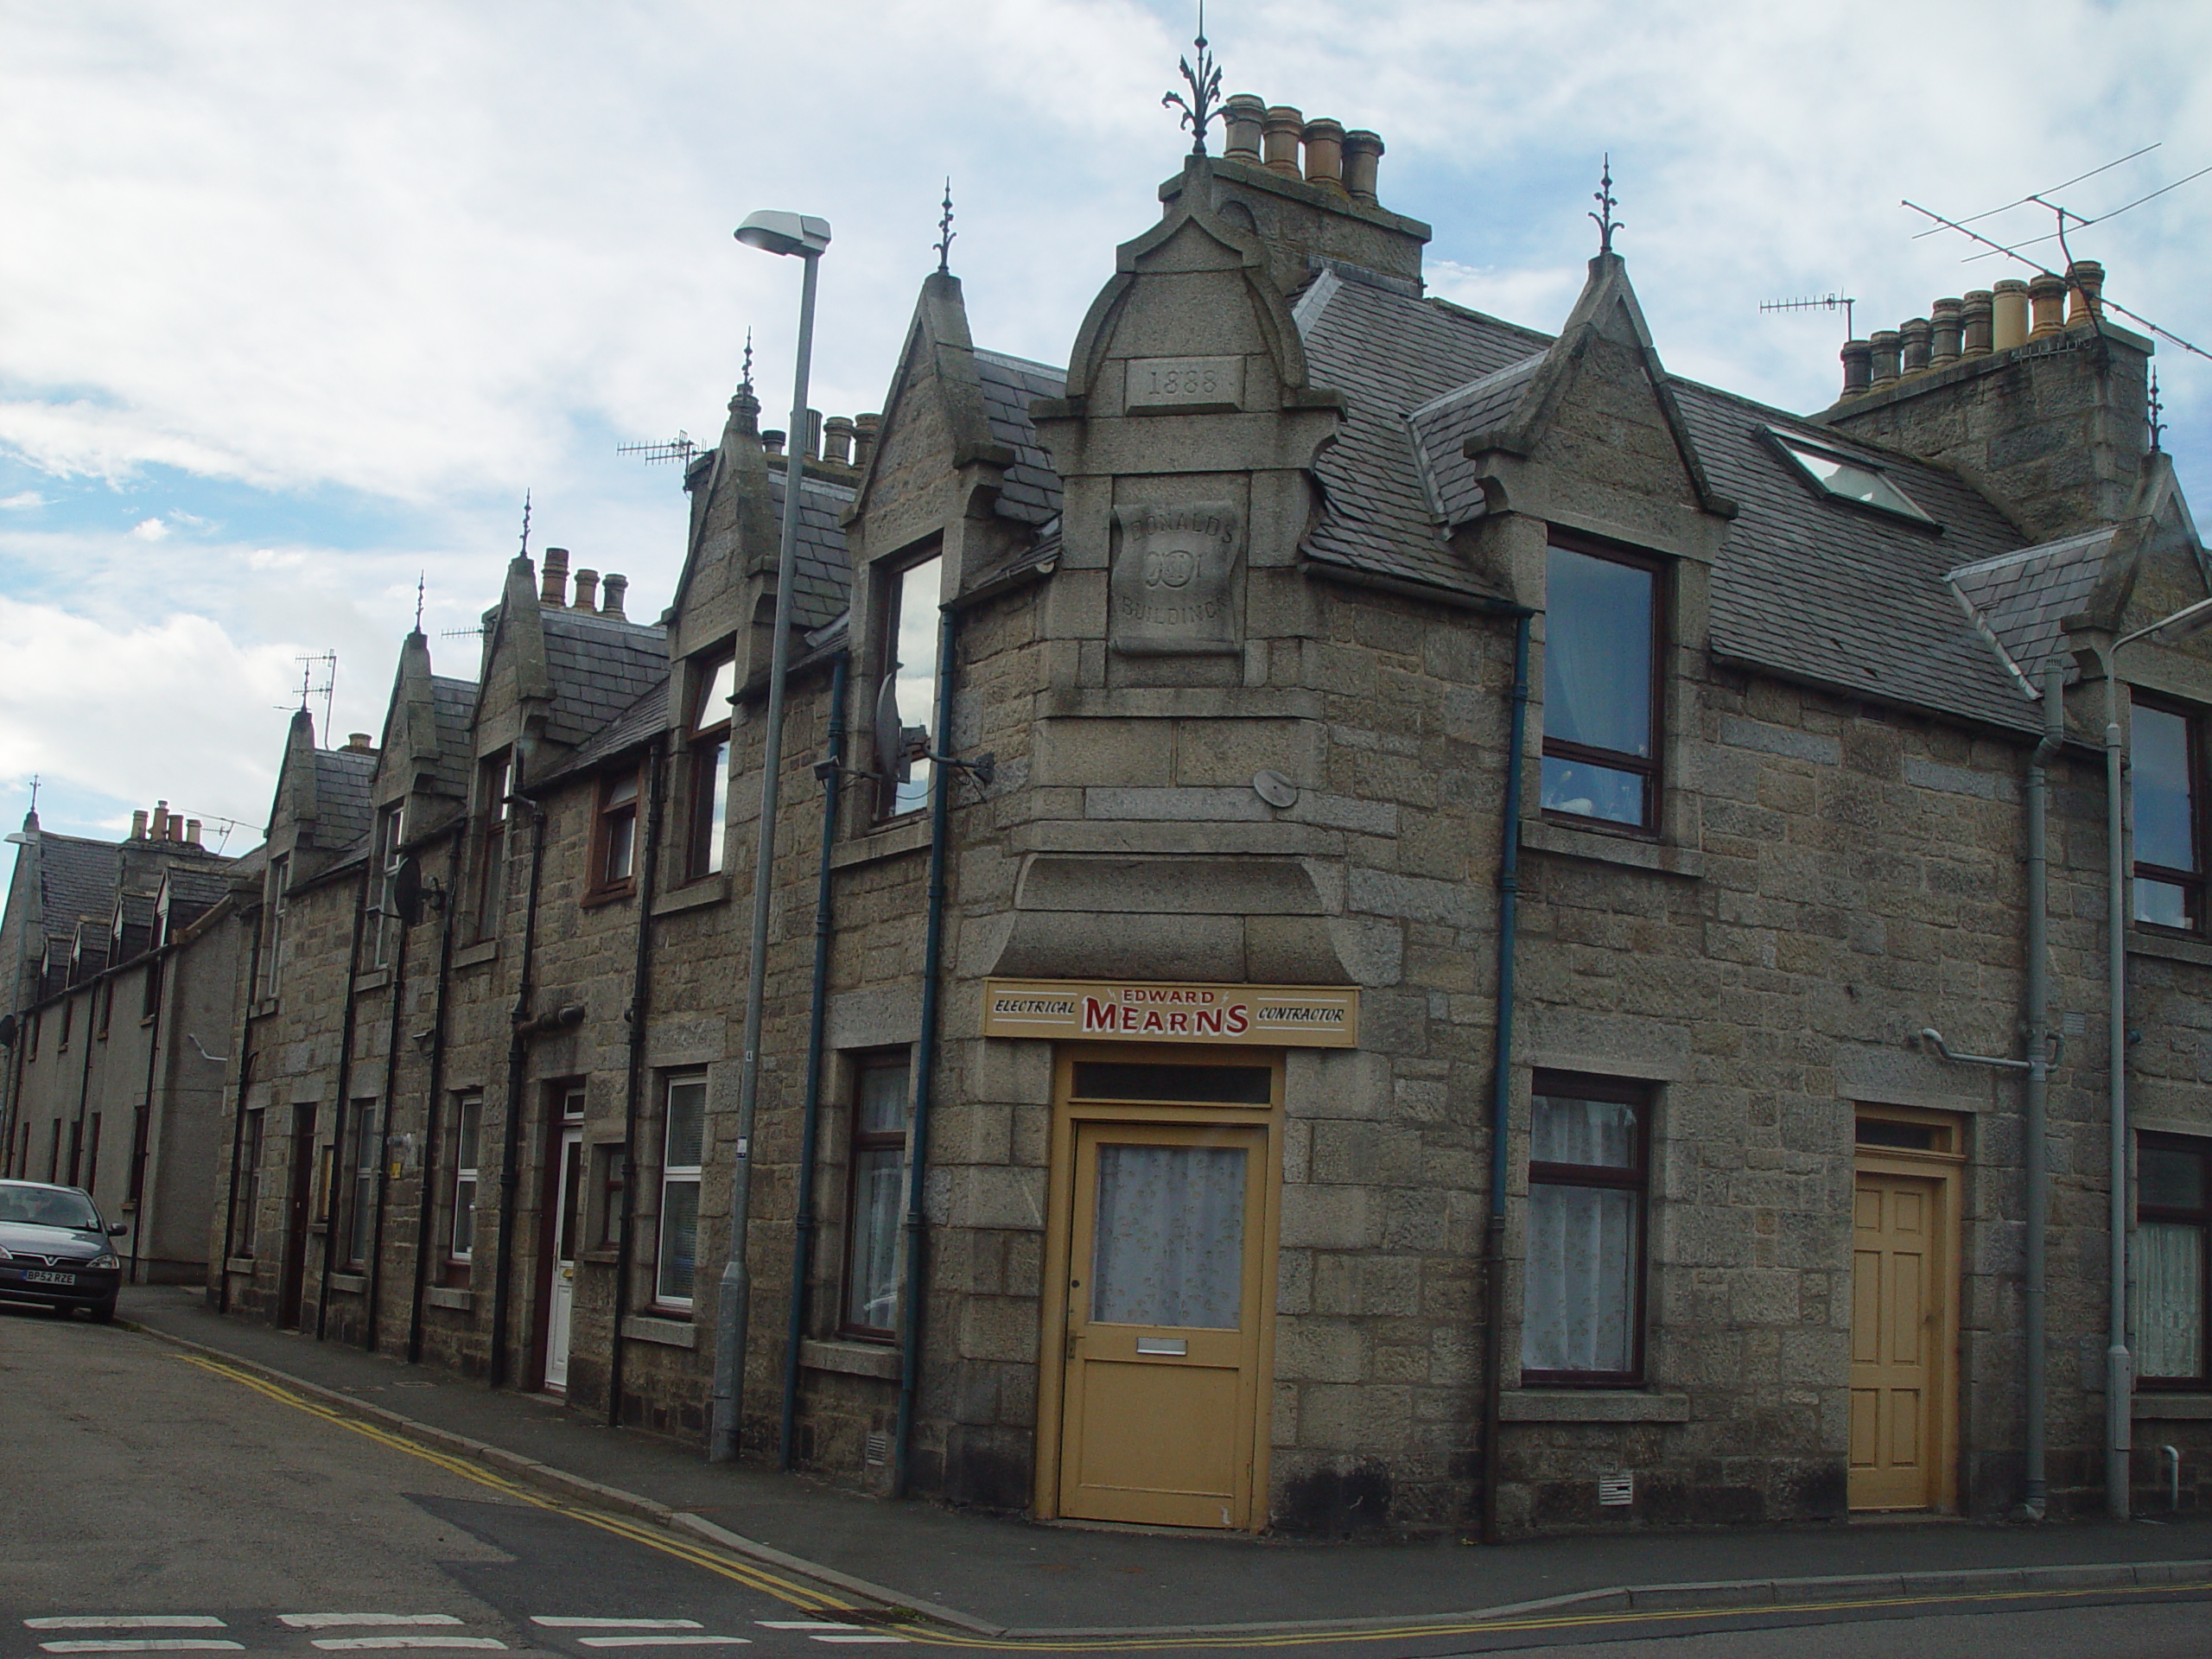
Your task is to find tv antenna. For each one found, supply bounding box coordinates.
[1903,148,2212,362]
[177,810,251,855]
[283,652,338,737]
[617,430,698,466]
[1760,291,1857,339]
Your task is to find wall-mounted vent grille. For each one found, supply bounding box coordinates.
[864,1433,890,1465]
[1598,1472,1633,1507]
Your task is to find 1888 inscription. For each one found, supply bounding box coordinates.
[1109,501,1242,655]
[1124,355,1244,414]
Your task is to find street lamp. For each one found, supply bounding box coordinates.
[2077,592,2212,1517]
[712,207,830,1465]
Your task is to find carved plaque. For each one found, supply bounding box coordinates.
[1123,355,1244,414]
[1109,501,1242,656]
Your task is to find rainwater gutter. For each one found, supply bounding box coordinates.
[365,892,412,1351]
[315,868,372,1341]
[779,651,848,1468]
[406,832,463,1363]
[610,735,669,1428]
[893,609,958,1501]
[1478,605,1533,1547]
[488,791,550,1389]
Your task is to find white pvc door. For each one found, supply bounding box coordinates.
[545,1127,582,1391]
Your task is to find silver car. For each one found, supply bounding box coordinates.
[0,1180,127,1321]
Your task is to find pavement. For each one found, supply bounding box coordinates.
[115,1283,2211,1640]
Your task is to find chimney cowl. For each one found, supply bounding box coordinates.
[540,547,570,608]
[823,415,855,467]
[1898,316,1933,375]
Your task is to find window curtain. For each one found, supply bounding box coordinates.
[1091,1145,1245,1329]
[1522,1093,1639,1374]
[2138,1219,2204,1378]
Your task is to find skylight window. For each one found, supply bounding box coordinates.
[1777,436,1934,524]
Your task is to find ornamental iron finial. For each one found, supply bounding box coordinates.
[936,178,956,275]
[1591,154,1622,254]
[741,328,754,394]
[415,573,426,633]
[1161,2,1224,156]
[518,489,532,561]
[2150,366,2165,453]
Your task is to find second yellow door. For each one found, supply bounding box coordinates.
[1848,1170,1952,1510]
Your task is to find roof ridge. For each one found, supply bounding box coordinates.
[1944,525,2116,579]
[973,346,1067,378]
[1405,348,1548,423]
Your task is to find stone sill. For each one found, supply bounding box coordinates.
[1522,820,1705,880]
[224,1255,257,1275]
[1500,1389,1692,1423]
[328,1272,366,1294]
[800,1338,900,1380]
[353,969,391,994]
[2133,1393,2212,1420]
[579,884,636,911]
[1035,687,1325,722]
[1011,819,1340,858]
[654,879,729,918]
[454,940,499,970]
[2128,928,2212,969]
[425,1286,473,1312]
[623,1314,697,1350]
[832,818,933,872]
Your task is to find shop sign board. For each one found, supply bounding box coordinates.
[982,978,1358,1047]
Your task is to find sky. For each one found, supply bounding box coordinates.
[4,0,2210,870]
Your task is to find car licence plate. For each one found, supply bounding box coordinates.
[20,1269,73,1286]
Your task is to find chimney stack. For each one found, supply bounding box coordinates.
[1262,105,1303,176]
[823,415,855,467]
[601,574,628,621]
[540,547,570,608]
[572,569,600,613]
[853,413,880,474]
[1343,130,1384,206]
[1223,94,1264,164]
[130,809,148,841]
[1300,118,1347,194]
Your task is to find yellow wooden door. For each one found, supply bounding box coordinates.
[1058,1121,1267,1529]
[1849,1171,1950,1510]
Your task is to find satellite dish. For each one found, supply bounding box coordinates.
[874,671,912,786]
[393,855,427,925]
[0,1014,16,1049]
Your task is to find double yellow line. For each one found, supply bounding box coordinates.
[179,1355,2210,1655]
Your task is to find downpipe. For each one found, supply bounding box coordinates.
[2100,671,2133,1517]
[488,791,549,1390]
[406,834,463,1363]
[2019,656,2065,1520]
[611,737,667,1427]
[217,918,264,1314]
[315,870,372,1341]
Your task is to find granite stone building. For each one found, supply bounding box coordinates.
[35,99,2212,1538]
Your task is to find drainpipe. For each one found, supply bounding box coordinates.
[316,869,372,1340]
[218,916,264,1314]
[1480,608,1532,1547]
[365,895,413,1351]
[407,833,464,1364]
[489,792,550,1389]
[610,735,668,1427]
[2021,655,2066,1518]
[780,651,848,1468]
[892,609,960,1501]
[2097,656,2133,1517]
[128,947,168,1283]
[67,981,98,1185]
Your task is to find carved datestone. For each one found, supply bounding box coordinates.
[1109,501,1242,655]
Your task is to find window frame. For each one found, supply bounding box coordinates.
[654,1071,707,1313]
[1770,431,1937,525]
[2137,1131,2210,1389]
[345,1098,378,1270]
[370,801,406,966]
[1520,1069,1653,1389]
[264,854,292,995]
[1540,537,1667,837]
[685,653,736,882]
[474,753,512,943]
[587,766,643,900]
[2130,692,2205,933]
[875,554,943,823]
[448,1092,484,1279]
[234,1109,264,1259]
[839,1054,911,1341]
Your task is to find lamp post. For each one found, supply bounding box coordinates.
[2076,591,2212,1517]
[712,209,830,1465]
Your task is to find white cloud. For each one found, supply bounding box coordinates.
[130,517,168,540]
[0,491,46,510]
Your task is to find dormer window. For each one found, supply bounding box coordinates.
[1541,539,1662,833]
[1775,435,1934,524]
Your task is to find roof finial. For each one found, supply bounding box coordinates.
[741,328,753,395]
[414,572,426,633]
[1161,1,1224,156]
[518,489,532,562]
[1590,153,1622,255]
[2150,366,2165,453]
[935,177,956,276]
[25,774,39,819]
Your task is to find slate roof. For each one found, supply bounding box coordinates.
[542,610,669,751]
[974,349,1068,526]
[311,749,378,850]
[429,677,480,799]
[1947,528,2115,696]
[1293,269,2050,734]
[552,679,670,781]
[161,863,235,935]
[766,468,857,632]
[34,833,122,934]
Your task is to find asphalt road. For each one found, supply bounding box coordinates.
[3,1303,2205,1659]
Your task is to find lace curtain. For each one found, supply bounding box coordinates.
[2138,1220,2204,1378]
[1522,1093,1640,1375]
[1091,1145,1246,1329]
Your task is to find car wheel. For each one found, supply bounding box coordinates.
[88,1297,117,1324]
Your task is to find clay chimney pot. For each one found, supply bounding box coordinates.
[1840,339,1873,398]
[853,413,880,474]
[540,547,570,608]
[1991,281,2030,351]
[1262,105,1304,176]
[2066,259,2106,322]
[572,569,600,613]
[824,415,855,467]
[130,810,148,842]
[2027,272,2067,340]
[1342,130,1384,206]
[185,819,202,847]
[601,575,628,621]
[1930,298,1963,366]
[1300,118,1347,194]
[1961,290,1994,357]
[151,802,169,841]
[762,429,786,457]
[1223,94,1265,165]
[1899,316,1933,375]
[1869,329,1902,389]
